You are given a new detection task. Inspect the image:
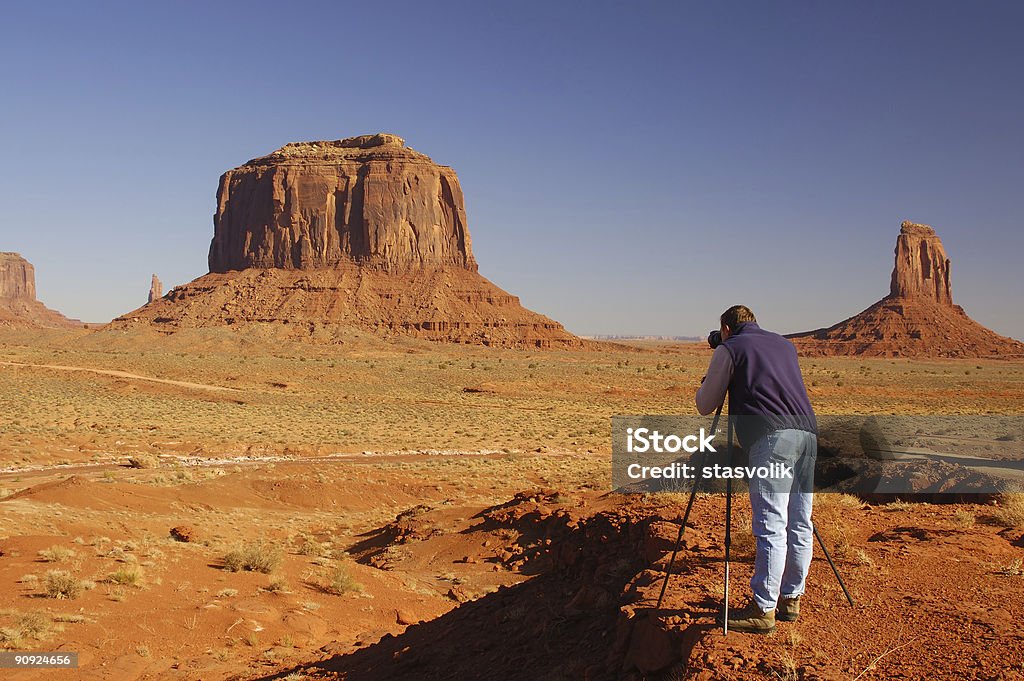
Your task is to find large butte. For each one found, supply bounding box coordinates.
[113,134,584,349]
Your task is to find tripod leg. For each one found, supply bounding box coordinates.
[655,403,724,610]
[655,490,696,610]
[723,414,734,635]
[813,523,855,607]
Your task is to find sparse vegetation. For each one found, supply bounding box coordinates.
[953,509,976,527]
[223,541,283,574]
[108,565,143,586]
[266,576,290,593]
[0,612,55,648]
[37,545,76,563]
[43,570,83,599]
[990,493,1024,529]
[321,565,364,595]
[997,558,1024,576]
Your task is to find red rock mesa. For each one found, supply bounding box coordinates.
[114,134,582,348]
[0,252,80,328]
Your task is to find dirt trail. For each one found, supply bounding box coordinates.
[0,359,242,392]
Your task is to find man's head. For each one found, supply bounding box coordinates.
[720,305,756,341]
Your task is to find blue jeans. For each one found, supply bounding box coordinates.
[746,428,816,612]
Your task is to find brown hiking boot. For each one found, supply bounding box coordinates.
[724,601,776,634]
[777,596,801,622]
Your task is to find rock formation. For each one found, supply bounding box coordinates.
[889,222,952,304]
[0,253,80,328]
[789,221,1024,358]
[113,134,583,349]
[148,274,162,304]
[209,133,475,273]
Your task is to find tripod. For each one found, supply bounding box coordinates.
[654,401,855,634]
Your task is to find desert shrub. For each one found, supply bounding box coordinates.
[108,566,142,586]
[38,545,75,563]
[323,565,364,595]
[266,576,290,593]
[223,541,283,574]
[0,612,54,649]
[990,493,1024,529]
[953,510,976,528]
[44,571,82,599]
[997,558,1023,576]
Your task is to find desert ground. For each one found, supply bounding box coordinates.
[1,326,1022,680]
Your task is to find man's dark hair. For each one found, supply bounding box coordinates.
[721,305,756,329]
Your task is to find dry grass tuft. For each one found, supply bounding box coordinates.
[108,565,143,586]
[0,612,55,648]
[322,565,364,595]
[952,509,976,528]
[38,545,76,563]
[990,493,1024,529]
[44,571,82,599]
[265,576,290,593]
[223,541,283,574]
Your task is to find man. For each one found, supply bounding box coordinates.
[695,305,817,634]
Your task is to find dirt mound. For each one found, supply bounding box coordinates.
[110,265,584,349]
[258,496,655,681]
[245,491,1024,681]
[789,222,1024,358]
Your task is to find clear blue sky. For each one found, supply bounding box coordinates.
[2,1,1022,339]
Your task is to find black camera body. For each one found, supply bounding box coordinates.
[708,330,723,349]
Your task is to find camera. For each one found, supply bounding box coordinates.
[708,330,723,349]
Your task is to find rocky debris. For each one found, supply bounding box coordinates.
[111,134,585,349]
[170,525,201,543]
[148,274,162,304]
[789,221,1024,357]
[0,252,80,328]
[127,453,160,469]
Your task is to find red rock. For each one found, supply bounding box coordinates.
[111,134,585,349]
[890,221,951,304]
[396,609,418,626]
[789,221,1024,358]
[623,615,679,674]
[169,525,200,543]
[209,134,474,272]
[0,253,80,328]
[148,274,162,304]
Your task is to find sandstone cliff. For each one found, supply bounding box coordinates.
[114,134,583,349]
[890,221,952,304]
[208,134,476,273]
[789,222,1023,358]
[0,253,81,328]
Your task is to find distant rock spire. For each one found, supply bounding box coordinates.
[788,221,1023,358]
[148,274,162,304]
